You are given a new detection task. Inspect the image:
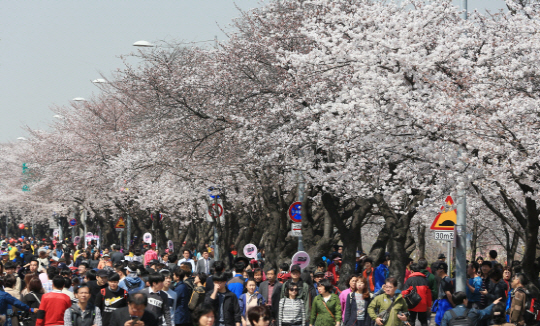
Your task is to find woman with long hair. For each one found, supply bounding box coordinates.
[344,276,372,326]
[89,251,100,269]
[22,277,44,326]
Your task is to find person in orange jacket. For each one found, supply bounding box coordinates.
[362,257,375,293]
[327,253,342,286]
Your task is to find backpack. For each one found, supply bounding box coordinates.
[448,308,470,326]
[515,288,540,324]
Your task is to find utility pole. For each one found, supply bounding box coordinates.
[297,169,305,252]
[454,0,468,294]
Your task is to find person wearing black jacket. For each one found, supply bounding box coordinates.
[109,293,159,326]
[139,272,172,326]
[482,269,507,306]
[95,273,127,326]
[205,272,241,326]
[259,268,282,320]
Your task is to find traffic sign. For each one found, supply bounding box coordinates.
[208,204,223,218]
[288,202,302,223]
[143,232,152,244]
[150,213,163,221]
[243,244,257,259]
[291,223,302,237]
[434,231,454,241]
[115,217,125,229]
[291,251,310,269]
[430,196,457,230]
[69,219,77,227]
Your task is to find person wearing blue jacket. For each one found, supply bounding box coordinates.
[441,292,502,326]
[227,262,246,298]
[373,256,390,293]
[466,261,483,308]
[173,268,192,326]
[118,263,145,294]
[238,279,265,325]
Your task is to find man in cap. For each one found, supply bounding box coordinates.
[280,264,311,316]
[87,269,109,303]
[98,253,113,269]
[119,261,145,294]
[144,244,158,267]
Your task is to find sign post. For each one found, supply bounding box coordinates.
[288,202,303,250]
[431,196,457,274]
[115,217,126,231]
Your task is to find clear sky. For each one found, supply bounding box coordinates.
[0,0,508,142]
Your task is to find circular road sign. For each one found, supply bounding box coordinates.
[69,219,77,227]
[208,203,224,218]
[288,202,302,223]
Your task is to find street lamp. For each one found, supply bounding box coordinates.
[16,137,27,141]
[92,79,107,84]
[72,97,86,102]
[133,40,155,47]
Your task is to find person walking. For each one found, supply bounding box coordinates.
[239,279,266,326]
[434,262,454,326]
[373,256,389,293]
[22,277,44,326]
[36,276,72,326]
[281,265,311,318]
[362,258,375,293]
[196,251,214,275]
[205,272,242,326]
[367,278,408,326]
[259,268,282,321]
[440,292,501,326]
[139,273,172,326]
[64,284,103,326]
[401,263,432,326]
[309,279,341,326]
[509,273,540,326]
[339,275,358,321]
[344,276,372,326]
[94,273,127,326]
[466,261,482,308]
[277,281,305,326]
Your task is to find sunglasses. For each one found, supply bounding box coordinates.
[289,288,298,292]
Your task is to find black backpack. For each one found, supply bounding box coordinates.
[448,309,470,326]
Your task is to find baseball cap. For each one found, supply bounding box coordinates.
[314,271,325,277]
[103,253,110,258]
[438,254,446,259]
[290,264,301,273]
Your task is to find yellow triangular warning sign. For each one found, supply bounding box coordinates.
[115,217,125,229]
[430,196,457,230]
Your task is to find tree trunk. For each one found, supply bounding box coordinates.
[418,225,426,258]
[470,221,478,262]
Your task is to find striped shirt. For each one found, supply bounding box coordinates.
[278,298,305,326]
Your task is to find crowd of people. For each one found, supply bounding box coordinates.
[0,238,535,326]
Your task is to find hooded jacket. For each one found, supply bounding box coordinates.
[118,274,145,294]
[401,272,432,312]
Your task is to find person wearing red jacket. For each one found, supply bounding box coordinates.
[401,263,432,326]
[36,276,72,326]
[327,253,342,286]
